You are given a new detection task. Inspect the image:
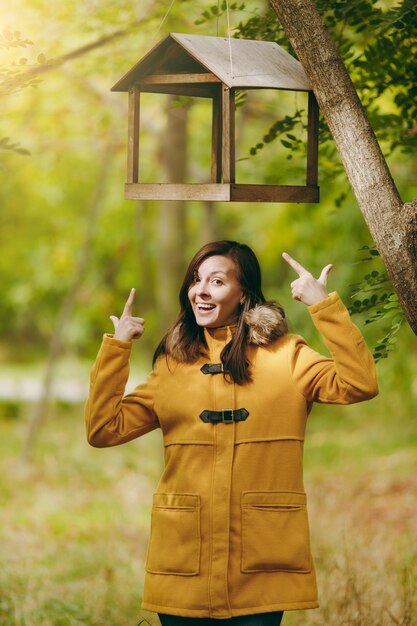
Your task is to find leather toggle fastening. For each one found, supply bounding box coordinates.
[200,408,249,423]
[200,363,224,375]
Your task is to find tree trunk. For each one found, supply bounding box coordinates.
[156,96,188,334]
[201,201,217,245]
[270,0,417,334]
[134,200,156,312]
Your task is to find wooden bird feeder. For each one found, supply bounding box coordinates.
[112,33,319,203]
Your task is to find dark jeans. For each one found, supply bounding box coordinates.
[159,611,284,626]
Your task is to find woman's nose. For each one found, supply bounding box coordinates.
[196,280,210,296]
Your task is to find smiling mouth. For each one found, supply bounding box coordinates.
[197,303,216,311]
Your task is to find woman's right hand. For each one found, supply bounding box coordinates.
[282,252,332,306]
[110,288,145,341]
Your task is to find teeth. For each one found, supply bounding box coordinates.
[198,304,215,309]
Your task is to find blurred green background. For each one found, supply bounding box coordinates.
[1,0,416,624]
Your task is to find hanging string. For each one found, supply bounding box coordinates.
[225,0,235,78]
[152,0,234,78]
[152,0,177,44]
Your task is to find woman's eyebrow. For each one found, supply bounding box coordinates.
[195,269,229,277]
[208,269,230,276]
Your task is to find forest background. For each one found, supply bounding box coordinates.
[1,0,416,625]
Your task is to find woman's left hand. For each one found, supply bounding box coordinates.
[282,252,333,306]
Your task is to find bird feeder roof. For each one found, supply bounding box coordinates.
[112,32,312,92]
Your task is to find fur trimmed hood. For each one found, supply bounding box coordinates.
[243,301,288,345]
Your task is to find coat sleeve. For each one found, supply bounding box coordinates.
[85,334,160,448]
[288,292,379,404]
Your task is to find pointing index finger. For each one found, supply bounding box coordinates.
[282,252,308,276]
[123,288,136,316]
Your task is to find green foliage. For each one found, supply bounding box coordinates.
[0,29,54,96]
[0,135,30,157]
[194,2,246,26]
[348,246,405,361]
[249,110,305,157]
[0,28,33,49]
[235,0,417,158]
[354,1,417,155]
[0,29,54,164]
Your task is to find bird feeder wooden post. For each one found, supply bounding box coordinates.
[127,86,140,184]
[112,33,320,203]
[307,91,319,187]
[211,90,222,184]
[221,86,235,185]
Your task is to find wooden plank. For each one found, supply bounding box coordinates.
[137,84,218,98]
[139,73,220,85]
[307,92,319,186]
[230,184,320,203]
[221,86,235,183]
[211,93,222,183]
[125,183,231,202]
[124,183,319,203]
[127,87,140,184]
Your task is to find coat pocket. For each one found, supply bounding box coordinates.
[241,491,311,573]
[146,493,201,576]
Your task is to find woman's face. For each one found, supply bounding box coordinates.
[188,255,243,328]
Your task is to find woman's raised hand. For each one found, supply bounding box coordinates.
[282,252,333,306]
[110,288,145,341]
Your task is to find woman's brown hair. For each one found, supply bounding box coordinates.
[153,240,285,384]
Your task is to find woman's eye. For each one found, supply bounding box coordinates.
[192,276,200,283]
[212,279,223,286]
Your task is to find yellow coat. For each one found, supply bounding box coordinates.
[85,292,378,618]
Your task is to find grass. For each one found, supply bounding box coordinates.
[1,350,417,625]
[0,407,164,626]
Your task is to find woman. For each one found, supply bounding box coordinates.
[85,240,378,625]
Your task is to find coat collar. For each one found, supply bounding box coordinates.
[203,324,236,350]
[202,301,288,348]
[164,302,288,363]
